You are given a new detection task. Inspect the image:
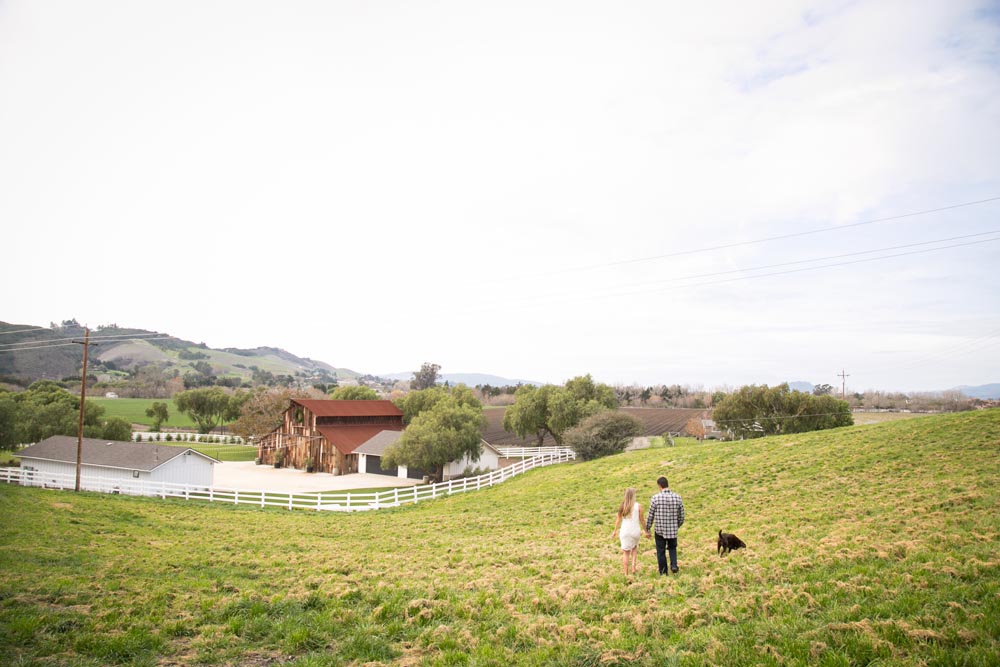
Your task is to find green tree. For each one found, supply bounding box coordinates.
[231,388,298,440]
[91,416,132,441]
[411,362,441,390]
[503,375,617,445]
[0,392,20,450]
[174,388,242,434]
[328,385,379,400]
[145,401,169,431]
[381,396,485,482]
[0,381,133,447]
[395,384,480,426]
[564,410,643,461]
[713,383,852,439]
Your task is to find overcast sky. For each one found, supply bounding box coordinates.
[2,0,999,392]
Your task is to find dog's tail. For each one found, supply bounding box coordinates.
[718,529,723,538]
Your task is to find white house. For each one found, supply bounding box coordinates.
[354,430,503,481]
[17,436,218,495]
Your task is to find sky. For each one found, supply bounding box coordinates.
[2,0,999,393]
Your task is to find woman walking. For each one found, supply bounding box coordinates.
[610,487,645,576]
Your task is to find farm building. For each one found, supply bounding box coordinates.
[256,399,404,474]
[17,435,217,494]
[354,430,504,481]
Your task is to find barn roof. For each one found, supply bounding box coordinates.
[17,436,219,472]
[317,424,403,456]
[292,399,403,418]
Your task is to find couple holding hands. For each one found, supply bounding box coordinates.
[610,476,685,577]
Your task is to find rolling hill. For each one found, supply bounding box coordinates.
[2,409,997,665]
[0,320,359,385]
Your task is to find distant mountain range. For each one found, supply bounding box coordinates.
[787,380,1000,400]
[0,320,359,384]
[379,372,543,387]
[4,319,995,398]
[953,384,1000,400]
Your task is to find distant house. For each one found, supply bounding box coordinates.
[17,436,217,494]
[701,419,725,440]
[256,399,404,475]
[104,392,119,399]
[355,431,503,481]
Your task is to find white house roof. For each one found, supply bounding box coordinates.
[353,430,403,456]
[17,436,219,472]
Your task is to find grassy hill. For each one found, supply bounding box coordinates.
[0,320,359,386]
[1,411,998,666]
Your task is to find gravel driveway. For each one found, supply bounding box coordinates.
[212,461,421,492]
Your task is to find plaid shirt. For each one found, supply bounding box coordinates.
[645,489,685,538]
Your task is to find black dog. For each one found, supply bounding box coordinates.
[718,529,746,556]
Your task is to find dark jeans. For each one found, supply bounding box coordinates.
[654,534,678,574]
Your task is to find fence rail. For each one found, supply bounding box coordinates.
[0,450,575,512]
[132,432,246,444]
[496,446,574,458]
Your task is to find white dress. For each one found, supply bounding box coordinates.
[619,503,642,550]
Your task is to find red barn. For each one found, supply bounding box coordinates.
[256,399,404,474]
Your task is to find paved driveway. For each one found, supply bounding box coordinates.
[212,461,421,492]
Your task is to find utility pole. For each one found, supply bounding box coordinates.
[73,327,90,492]
[837,369,850,401]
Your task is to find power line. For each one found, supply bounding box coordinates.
[0,336,176,353]
[0,341,82,352]
[590,230,1000,294]
[592,236,1000,300]
[0,326,51,336]
[508,195,1000,281]
[712,411,853,424]
[0,331,169,350]
[857,325,1000,374]
[477,234,1000,313]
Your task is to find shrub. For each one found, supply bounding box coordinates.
[564,411,643,461]
[165,433,173,442]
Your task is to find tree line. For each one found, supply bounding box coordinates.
[0,381,132,450]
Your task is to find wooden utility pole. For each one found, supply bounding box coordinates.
[73,327,90,492]
[838,369,850,401]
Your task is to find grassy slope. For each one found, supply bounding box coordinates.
[90,398,200,429]
[1,411,998,666]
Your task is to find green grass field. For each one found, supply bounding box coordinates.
[90,397,201,429]
[1,410,998,666]
[162,443,257,462]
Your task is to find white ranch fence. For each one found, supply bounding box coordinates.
[496,446,574,458]
[0,450,575,512]
[132,432,246,444]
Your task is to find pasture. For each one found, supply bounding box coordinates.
[1,410,998,666]
[90,398,200,429]
[165,442,257,462]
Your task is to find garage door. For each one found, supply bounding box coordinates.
[367,455,398,477]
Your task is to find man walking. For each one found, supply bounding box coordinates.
[644,476,685,575]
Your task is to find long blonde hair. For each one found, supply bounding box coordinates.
[618,488,636,519]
